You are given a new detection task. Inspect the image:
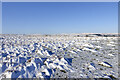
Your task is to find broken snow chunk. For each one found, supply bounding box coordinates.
[98,61,112,68]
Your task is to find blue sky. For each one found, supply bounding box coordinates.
[2,2,118,34]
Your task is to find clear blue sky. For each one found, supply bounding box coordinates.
[2,2,118,34]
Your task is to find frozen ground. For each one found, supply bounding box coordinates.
[0,34,119,79]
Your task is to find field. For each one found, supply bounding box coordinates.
[0,34,119,79]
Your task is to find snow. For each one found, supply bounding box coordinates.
[0,34,118,79]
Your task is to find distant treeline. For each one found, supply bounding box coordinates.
[76,34,118,37]
[0,33,119,37]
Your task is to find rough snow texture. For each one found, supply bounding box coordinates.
[0,34,119,79]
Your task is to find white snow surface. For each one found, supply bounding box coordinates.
[0,34,118,79]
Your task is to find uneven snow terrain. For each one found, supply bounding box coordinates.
[0,34,118,79]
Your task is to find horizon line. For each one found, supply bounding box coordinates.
[0,33,118,35]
